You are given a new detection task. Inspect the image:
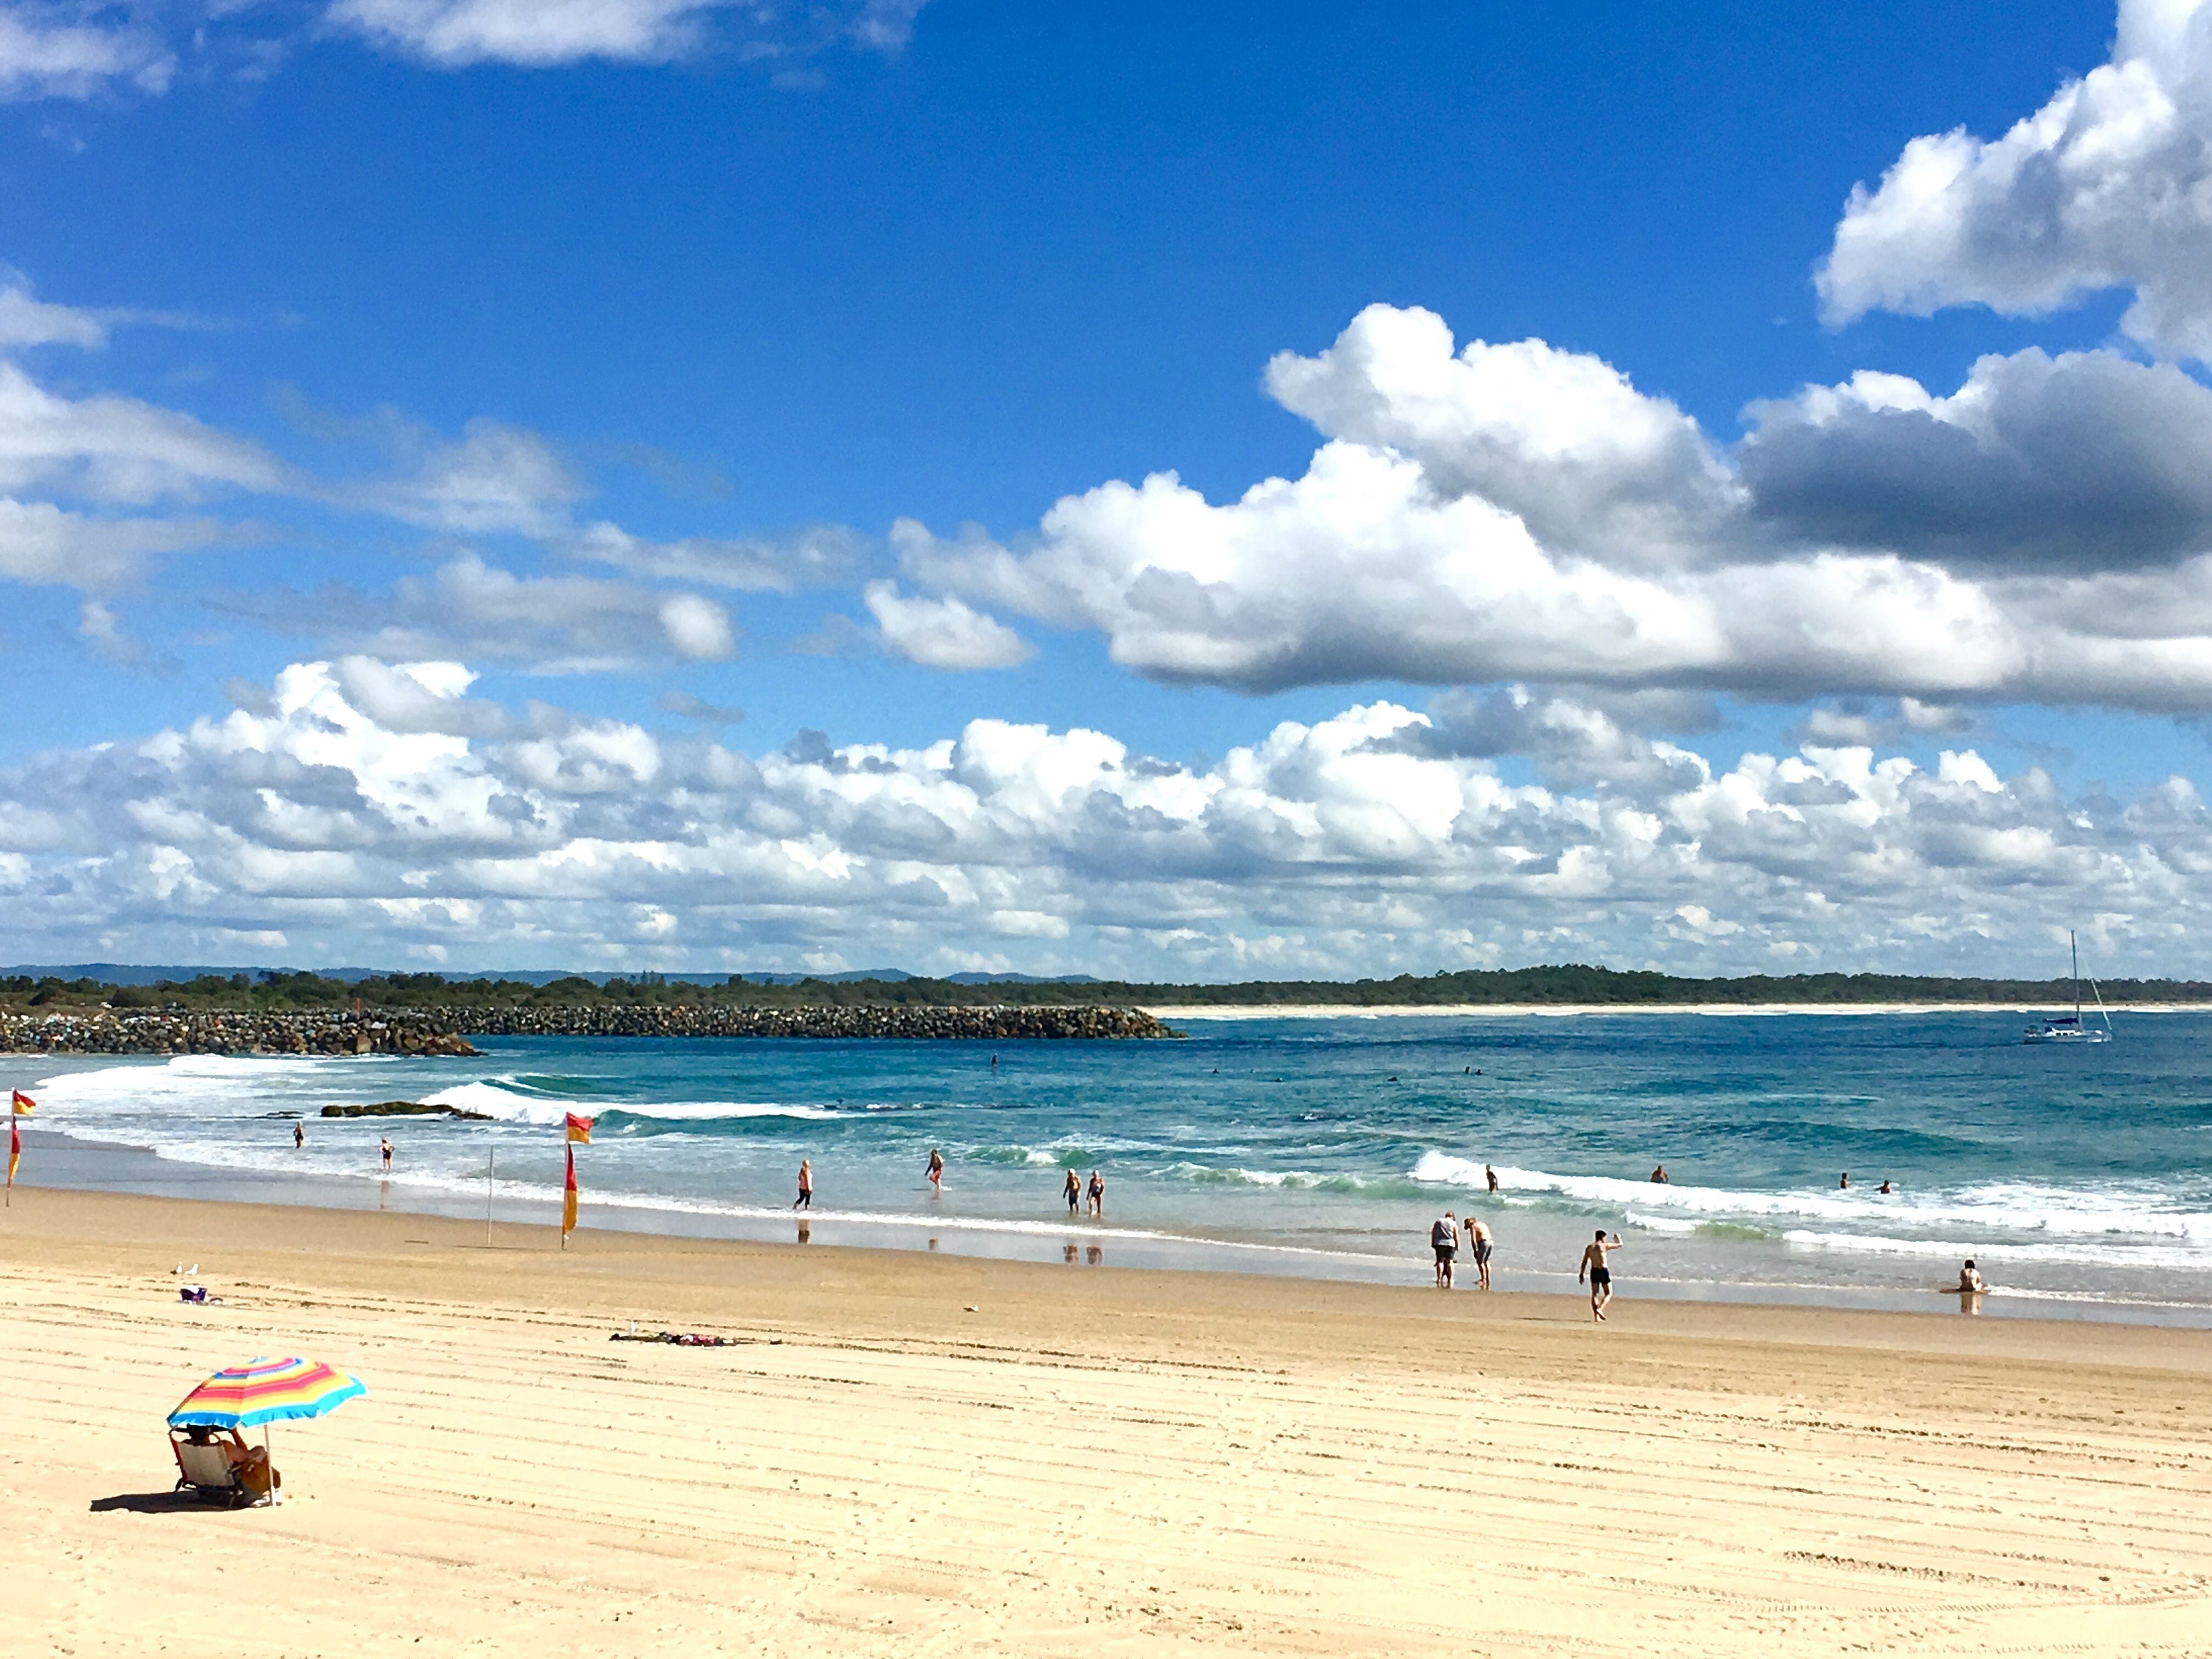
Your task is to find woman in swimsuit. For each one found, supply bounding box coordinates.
[926,1148,944,1192]
[1087,1169,1104,1217]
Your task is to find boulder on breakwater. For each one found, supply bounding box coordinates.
[0,1003,1178,1054]
[320,1101,493,1120]
[0,1011,481,1057]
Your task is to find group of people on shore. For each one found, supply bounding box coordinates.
[1426,1211,1496,1291]
[1429,1211,1625,1321]
[794,1150,1107,1220]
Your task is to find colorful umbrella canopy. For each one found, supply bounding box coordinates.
[168,1357,366,1430]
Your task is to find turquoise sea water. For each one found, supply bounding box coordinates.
[20,1010,2212,1323]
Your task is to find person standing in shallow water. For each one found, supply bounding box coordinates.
[293,1121,304,1150]
[926,1148,944,1192]
[1466,1214,1494,1290]
[1087,1169,1104,1217]
[1485,1164,1499,1193]
[380,1137,392,1173]
[794,1159,813,1210]
[1064,1167,1081,1214]
[1430,1211,1459,1288]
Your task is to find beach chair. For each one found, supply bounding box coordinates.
[170,1429,275,1507]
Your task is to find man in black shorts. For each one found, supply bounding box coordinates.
[1430,1211,1460,1288]
[1579,1229,1622,1322]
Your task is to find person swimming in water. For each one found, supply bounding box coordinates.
[1650,1165,1669,1183]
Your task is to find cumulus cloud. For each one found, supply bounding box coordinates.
[895,303,2212,710]
[0,7,174,100]
[1819,0,2212,360]
[4,659,2209,976]
[1740,349,2212,571]
[1265,303,1737,568]
[863,579,1033,670]
[218,554,738,671]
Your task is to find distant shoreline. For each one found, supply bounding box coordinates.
[1141,1001,2174,1019]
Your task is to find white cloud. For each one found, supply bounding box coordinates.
[351,416,586,536]
[0,498,219,589]
[569,518,865,591]
[864,579,1033,670]
[0,269,107,348]
[1819,0,2212,360]
[1265,303,1737,568]
[0,358,288,503]
[895,304,2212,711]
[5,661,2210,977]
[0,7,174,100]
[218,554,738,671]
[325,0,724,68]
[324,0,929,69]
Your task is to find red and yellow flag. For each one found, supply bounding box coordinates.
[10,1090,33,1115]
[561,1143,579,1238]
[7,1111,18,1191]
[565,1113,593,1144]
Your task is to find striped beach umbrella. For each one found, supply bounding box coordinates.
[168,1356,366,1431]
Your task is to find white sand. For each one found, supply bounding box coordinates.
[7,1187,2211,1656]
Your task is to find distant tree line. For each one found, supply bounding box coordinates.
[0,964,2197,1013]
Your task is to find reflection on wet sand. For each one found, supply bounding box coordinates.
[797,1220,810,1244]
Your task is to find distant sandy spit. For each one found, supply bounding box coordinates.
[7,1186,2211,1658]
[1142,1001,2196,1019]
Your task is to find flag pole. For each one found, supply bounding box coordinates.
[8,1090,32,1207]
[484,1146,494,1246]
[560,1114,590,1251]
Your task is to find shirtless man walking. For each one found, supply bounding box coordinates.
[1578,1229,1623,1322]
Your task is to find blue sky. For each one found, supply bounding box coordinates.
[8,0,2212,977]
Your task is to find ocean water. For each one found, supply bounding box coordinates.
[16,1010,2212,1324]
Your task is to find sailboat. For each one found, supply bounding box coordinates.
[2022,930,2113,1044]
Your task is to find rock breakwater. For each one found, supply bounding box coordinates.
[0,1011,479,1057]
[1,1003,1179,1054]
[456,1005,1182,1040]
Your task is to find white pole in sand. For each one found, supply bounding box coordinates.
[485,1147,494,1246]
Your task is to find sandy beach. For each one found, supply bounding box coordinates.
[5,1187,2211,1657]
[1141,1002,2191,1019]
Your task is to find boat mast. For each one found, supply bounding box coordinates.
[2072,929,2081,1024]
